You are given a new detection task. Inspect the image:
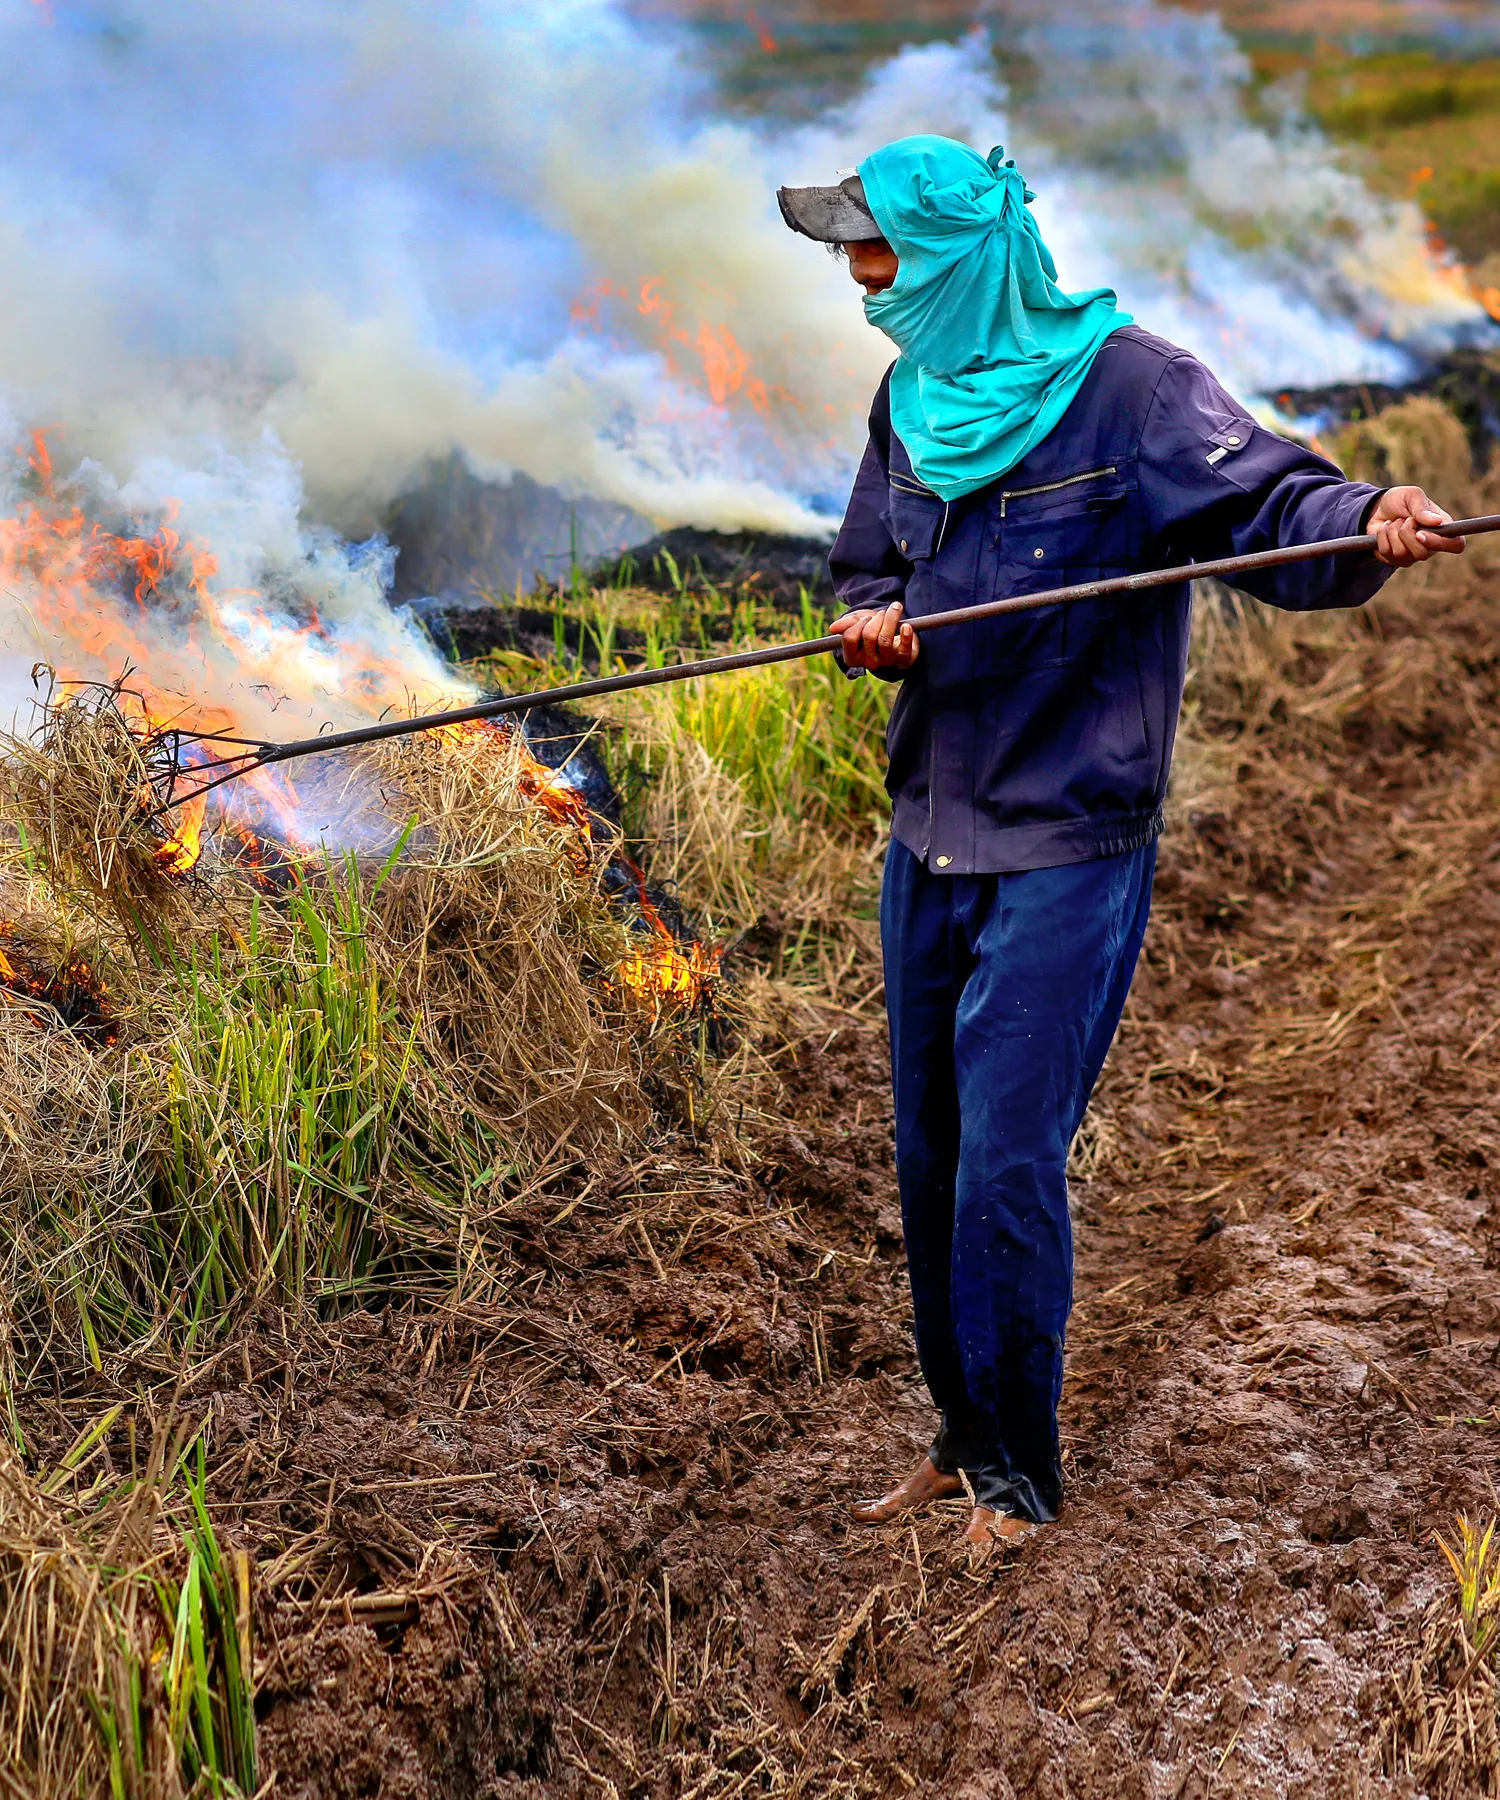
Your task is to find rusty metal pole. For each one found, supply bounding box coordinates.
[164,512,1500,808]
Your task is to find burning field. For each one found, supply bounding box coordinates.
[0,392,1492,1798]
[0,426,738,1388]
[1,2,1500,1796]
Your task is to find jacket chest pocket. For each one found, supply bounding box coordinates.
[1000,482,1133,593]
[884,482,951,617]
[979,476,1134,672]
[886,481,948,560]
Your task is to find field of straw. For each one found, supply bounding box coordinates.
[0,392,1498,1798]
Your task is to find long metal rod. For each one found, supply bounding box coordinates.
[171,512,1500,806]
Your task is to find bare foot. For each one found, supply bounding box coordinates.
[962,1505,1041,1549]
[849,1454,964,1524]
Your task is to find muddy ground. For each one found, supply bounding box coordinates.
[28,579,1500,1797]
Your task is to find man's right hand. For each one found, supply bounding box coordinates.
[830,600,920,671]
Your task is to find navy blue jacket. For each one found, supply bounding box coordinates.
[829,324,1392,874]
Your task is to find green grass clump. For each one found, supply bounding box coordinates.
[151,1443,258,1798]
[154,874,489,1326]
[3,867,498,1365]
[0,1422,256,1800]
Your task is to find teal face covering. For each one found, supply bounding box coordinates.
[856,136,1130,502]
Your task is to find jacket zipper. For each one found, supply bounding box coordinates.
[999,465,1117,518]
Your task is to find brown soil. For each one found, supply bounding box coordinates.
[23,566,1500,1797]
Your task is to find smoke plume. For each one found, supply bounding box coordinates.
[0,0,1488,546]
[0,0,1490,774]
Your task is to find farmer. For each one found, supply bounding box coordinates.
[777,137,1466,1548]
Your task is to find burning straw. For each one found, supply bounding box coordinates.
[364,722,666,1153]
[0,682,732,1370]
[3,676,208,939]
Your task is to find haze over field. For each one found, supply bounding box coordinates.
[0,0,1491,559]
[0,0,1492,744]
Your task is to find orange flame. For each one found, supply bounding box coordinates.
[518,749,594,835]
[571,278,780,417]
[744,8,777,53]
[614,934,721,1014]
[156,791,206,874]
[634,280,773,414]
[441,721,719,1013]
[434,717,594,838]
[3,435,222,668]
[696,321,749,406]
[611,858,722,1016]
[2,436,721,1009]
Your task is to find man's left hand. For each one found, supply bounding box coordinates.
[1369,486,1466,567]
[829,600,920,671]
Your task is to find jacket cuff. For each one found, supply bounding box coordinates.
[1358,488,1387,533]
[837,656,909,683]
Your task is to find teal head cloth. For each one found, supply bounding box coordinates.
[856,136,1130,502]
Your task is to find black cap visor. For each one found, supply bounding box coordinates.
[777,174,883,243]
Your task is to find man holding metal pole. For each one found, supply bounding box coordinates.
[778,135,1467,1548]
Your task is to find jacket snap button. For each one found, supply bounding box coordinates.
[1226,434,1242,446]
[1033,547,1044,559]
[900,538,909,553]
[935,855,952,868]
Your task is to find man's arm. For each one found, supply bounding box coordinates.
[827,371,921,673]
[1138,355,1463,609]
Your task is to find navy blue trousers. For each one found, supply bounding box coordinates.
[881,838,1157,1522]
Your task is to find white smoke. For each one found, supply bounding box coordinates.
[0,0,1487,551]
[0,0,884,538]
[0,0,1489,767]
[997,1,1484,385]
